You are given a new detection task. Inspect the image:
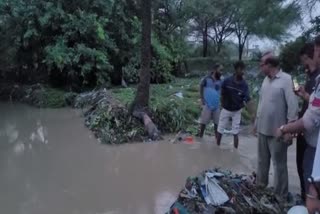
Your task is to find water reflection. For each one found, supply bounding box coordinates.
[0,102,299,214]
[0,113,48,156]
[30,120,48,144]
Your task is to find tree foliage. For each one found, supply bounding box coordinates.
[231,0,301,60]
[279,36,307,73]
[0,0,303,89]
[0,0,186,89]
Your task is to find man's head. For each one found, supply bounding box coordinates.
[211,64,223,80]
[233,61,246,78]
[300,43,315,72]
[260,52,279,76]
[314,35,320,66]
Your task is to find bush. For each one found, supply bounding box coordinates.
[279,37,307,73]
[183,57,232,77]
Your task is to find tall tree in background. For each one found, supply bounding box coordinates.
[184,0,236,56]
[134,0,151,110]
[184,0,216,57]
[208,0,235,53]
[232,0,300,60]
[131,0,160,140]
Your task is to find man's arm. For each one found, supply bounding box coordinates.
[296,85,310,102]
[200,78,205,105]
[243,83,251,104]
[277,93,320,138]
[253,79,265,127]
[284,78,299,122]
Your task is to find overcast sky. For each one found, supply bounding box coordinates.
[247,1,320,52]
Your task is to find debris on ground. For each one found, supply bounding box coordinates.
[168,168,302,214]
[174,92,184,98]
[170,131,195,144]
[73,89,146,144]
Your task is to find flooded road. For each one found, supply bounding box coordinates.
[0,103,299,214]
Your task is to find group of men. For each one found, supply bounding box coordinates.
[198,36,320,212]
[198,61,250,149]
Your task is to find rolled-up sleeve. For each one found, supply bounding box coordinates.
[284,78,299,122]
[302,107,320,132]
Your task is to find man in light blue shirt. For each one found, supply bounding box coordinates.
[198,64,223,138]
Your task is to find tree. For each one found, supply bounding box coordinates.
[131,0,160,140]
[232,0,301,60]
[0,0,115,88]
[208,0,235,53]
[279,36,307,72]
[183,0,215,57]
[183,0,237,57]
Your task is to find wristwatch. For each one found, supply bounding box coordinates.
[280,125,285,134]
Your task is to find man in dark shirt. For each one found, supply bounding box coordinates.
[296,43,320,200]
[216,61,250,148]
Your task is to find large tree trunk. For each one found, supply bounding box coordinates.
[216,39,223,54]
[131,0,160,140]
[134,0,151,109]
[202,22,208,57]
[237,33,249,61]
[238,44,244,60]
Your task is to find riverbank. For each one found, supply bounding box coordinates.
[0,78,258,144]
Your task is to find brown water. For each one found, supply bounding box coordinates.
[0,103,299,214]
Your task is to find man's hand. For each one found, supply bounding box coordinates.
[283,133,294,143]
[295,85,307,99]
[252,125,257,137]
[200,98,206,106]
[276,127,296,143]
[307,183,320,214]
[275,127,283,139]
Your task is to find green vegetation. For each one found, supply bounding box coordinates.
[112,77,257,135]
[0,0,303,90]
[29,87,67,108]
[0,0,318,143]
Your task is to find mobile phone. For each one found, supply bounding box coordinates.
[293,79,299,91]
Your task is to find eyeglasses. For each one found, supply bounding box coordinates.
[259,62,266,67]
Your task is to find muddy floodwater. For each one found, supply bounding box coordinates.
[0,103,299,214]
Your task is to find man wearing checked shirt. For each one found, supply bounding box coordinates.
[276,36,320,212]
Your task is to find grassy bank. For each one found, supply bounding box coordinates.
[112,77,257,135]
[0,83,76,108]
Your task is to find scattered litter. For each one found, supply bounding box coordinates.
[170,131,196,144]
[167,168,302,214]
[202,174,229,206]
[174,92,184,98]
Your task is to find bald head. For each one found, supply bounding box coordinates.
[260,51,280,77]
[261,51,274,61]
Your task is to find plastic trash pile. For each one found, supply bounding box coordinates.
[167,168,302,214]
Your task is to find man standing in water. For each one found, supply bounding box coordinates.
[198,64,223,138]
[216,61,250,148]
[255,53,298,202]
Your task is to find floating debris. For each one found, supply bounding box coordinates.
[167,168,302,214]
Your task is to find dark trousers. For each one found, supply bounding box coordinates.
[296,134,307,198]
[303,144,316,194]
